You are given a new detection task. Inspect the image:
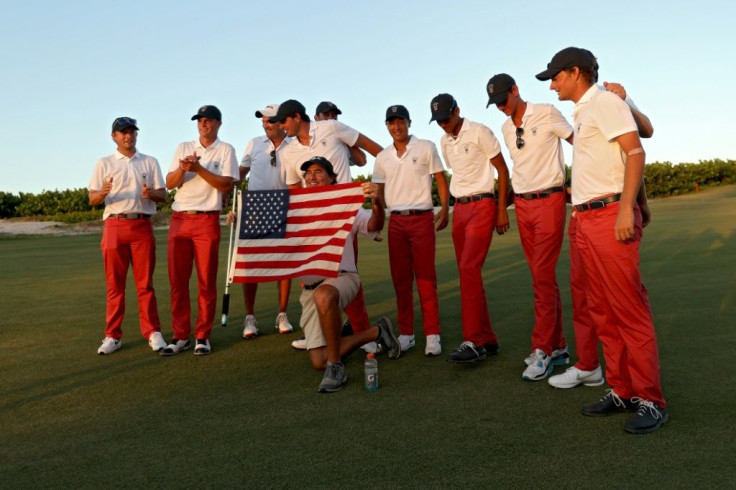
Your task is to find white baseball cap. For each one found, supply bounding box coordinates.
[255,104,280,118]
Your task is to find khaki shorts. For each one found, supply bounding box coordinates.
[300,273,360,350]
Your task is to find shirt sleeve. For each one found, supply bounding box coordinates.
[240,139,255,168]
[596,92,638,142]
[331,120,360,147]
[477,124,502,161]
[439,138,452,170]
[169,143,186,173]
[426,141,445,174]
[89,159,106,190]
[150,157,166,189]
[372,151,387,183]
[548,105,574,140]
[223,144,240,179]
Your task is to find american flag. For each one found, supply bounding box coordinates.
[228,183,365,283]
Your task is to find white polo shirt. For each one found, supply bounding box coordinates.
[240,136,291,191]
[300,208,378,285]
[281,120,360,186]
[501,103,572,193]
[440,119,502,197]
[89,150,165,220]
[373,136,445,212]
[168,138,239,211]
[571,85,638,205]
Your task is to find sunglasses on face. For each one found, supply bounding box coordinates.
[516,127,525,150]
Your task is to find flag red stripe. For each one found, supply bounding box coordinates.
[236,236,346,254]
[287,211,359,224]
[234,253,342,270]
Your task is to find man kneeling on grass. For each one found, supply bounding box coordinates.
[299,156,400,393]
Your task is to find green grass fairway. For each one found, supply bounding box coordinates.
[1,186,734,488]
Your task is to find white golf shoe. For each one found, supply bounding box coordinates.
[97,337,121,355]
[148,331,167,352]
[522,349,553,381]
[398,334,416,352]
[276,312,293,334]
[425,334,442,356]
[291,337,307,350]
[548,365,605,389]
[243,315,258,339]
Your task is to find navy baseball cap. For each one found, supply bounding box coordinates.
[191,105,222,121]
[486,73,516,107]
[269,99,307,124]
[536,47,596,81]
[385,104,410,122]
[429,93,457,123]
[112,117,138,132]
[315,101,342,115]
[300,156,336,176]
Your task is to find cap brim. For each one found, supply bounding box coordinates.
[429,112,450,123]
[269,114,287,124]
[114,124,139,131]
[535,68,560,81]
[255,111,264,118]
[191,115,202,121]
[486,92,510,108]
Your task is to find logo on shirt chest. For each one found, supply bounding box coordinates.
[464,146,469,154]
[576,122,582,134]
[530,127,538,136]
[412,157,418,164]
[320,139,327,147]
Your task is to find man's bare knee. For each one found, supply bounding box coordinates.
[308,347,327,370]
[313,285,339,313]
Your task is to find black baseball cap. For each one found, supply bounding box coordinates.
[486,73,516,107]
[300,156,336,176]
[269,99,307,124]
[385,104,410,122]
[191,105,222,121]
[112,117,138,132]
[536,47,596,81]
[315,101,342,115]
[429,93,457,123]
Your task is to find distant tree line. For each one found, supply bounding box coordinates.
[1,159,734,220]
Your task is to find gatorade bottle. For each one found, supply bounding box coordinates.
[364,353,378,391]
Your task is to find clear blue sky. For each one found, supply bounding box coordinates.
[2,0,733,194]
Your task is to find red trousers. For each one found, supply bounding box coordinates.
[168,212,221,340]
[515,193,566,354]
[388,212,441,336]
[573,203,665,407]
[568,215,599,371]
[344,235,371,333]
[451,198,498,346]
[101,218,161,340]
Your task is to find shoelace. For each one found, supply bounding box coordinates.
[602,389,627,409]
[458,341,477,352]
[630,398,662,419]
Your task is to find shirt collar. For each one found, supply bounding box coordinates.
[196,138,221,150]
[114,149,140,160]
[573,85,600,116]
